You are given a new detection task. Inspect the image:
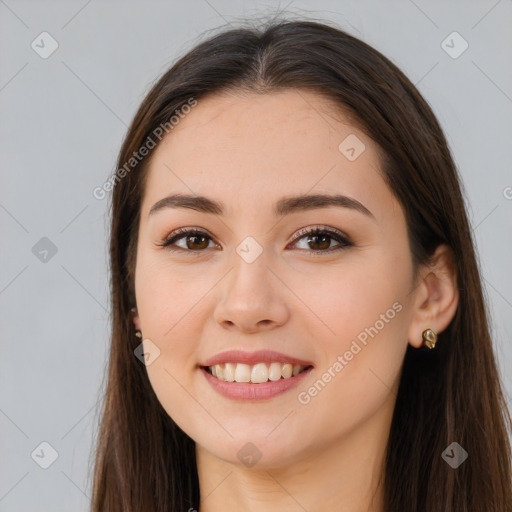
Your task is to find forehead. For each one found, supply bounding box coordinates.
[141,89,397,223]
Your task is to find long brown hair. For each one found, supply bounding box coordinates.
[90,18,512,511]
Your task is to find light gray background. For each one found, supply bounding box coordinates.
[1,1,511,510]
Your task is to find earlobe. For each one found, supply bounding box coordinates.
[407,244,459,349]
[130,307,142,332]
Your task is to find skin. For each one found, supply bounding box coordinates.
[131,89,459,512]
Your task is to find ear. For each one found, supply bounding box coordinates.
[131,307,141,332]
[407,244,459,348]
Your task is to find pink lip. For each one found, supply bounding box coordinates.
[200,366,314,401]
[200,350,314,367]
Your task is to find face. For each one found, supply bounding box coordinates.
[132,89,419,468]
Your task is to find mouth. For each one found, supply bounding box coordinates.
[201,362,314,384]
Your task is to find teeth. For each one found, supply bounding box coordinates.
[234,363,251,383]
[268,362,282,381]
[208,362,307,383]
[224,362,235,382]
[281,363,292,379]
[251,363,269,384]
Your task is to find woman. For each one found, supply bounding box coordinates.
[90,19,512,511]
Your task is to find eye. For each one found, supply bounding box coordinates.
[157,225,353,255]
[157,227,218,253]
[288,226,353,254]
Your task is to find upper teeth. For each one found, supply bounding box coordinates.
[209,362,306,383]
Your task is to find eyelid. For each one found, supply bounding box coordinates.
[289,225,349,244]
[158,224,353,253]
[159,226,219,251]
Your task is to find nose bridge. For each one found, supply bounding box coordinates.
[227,237,274,302]
[213,235,289,330]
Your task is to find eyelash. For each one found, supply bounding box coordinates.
[157,225,353,256]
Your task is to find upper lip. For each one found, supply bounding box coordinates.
[201,350,314,367]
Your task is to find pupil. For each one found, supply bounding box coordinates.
[309,234,330,250]
[187,235,208,250]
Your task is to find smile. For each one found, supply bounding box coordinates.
[199,349,314,400]
[204,362,312,383]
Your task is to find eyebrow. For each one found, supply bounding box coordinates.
[148,193,375,220]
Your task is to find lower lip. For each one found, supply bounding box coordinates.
[200,366,314,401]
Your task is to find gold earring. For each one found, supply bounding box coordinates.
[135,330,142,339]
[422,328,438,349]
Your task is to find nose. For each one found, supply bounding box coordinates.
[213,251,290,333]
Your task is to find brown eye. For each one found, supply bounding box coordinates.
[183,234,210,250]
[159,228,217,253]
[158,226,352,255]
[290,227,353,254]
[305,233,332,251]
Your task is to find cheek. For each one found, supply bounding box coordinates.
[134,250,221,418]
[289,271,409,447]
[292,336,405,459]
[135,251,207,341]
[287,253,409,348]
[143,357,212,446]
[289,253,410,412]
